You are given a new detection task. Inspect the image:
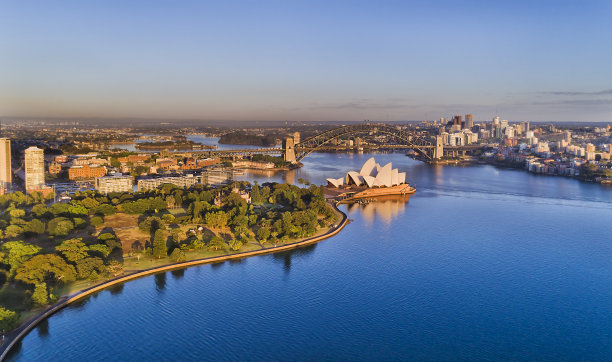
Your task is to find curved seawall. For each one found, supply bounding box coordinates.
[0,205,348,361]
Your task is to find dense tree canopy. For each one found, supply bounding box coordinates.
[15,254,77,286]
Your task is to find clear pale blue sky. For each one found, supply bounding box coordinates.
[1,0,611,122]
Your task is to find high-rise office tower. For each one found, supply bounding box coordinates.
[453,115,462,126]
[0,138,11,193]
[25,146,45,192]
[465,114,474,129]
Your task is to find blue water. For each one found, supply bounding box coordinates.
[109,135,266,152]
[8,153,612,361]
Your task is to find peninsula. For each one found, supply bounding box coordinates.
[0,181,343,337]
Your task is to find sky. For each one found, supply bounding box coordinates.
[1,0,611,123]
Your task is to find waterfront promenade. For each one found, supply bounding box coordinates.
[0,205,348,360]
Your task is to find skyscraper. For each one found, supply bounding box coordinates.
[0,138,11,193]
[25,146,45,192]
[465,114,474,129]
[453,115,462,126]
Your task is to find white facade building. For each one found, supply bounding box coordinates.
[327,157,406,188]
[25,146,45,191]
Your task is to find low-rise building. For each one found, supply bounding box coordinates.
[95,175,134,194]
[138,175,201,191]
[48,162,62,175]
[68,164,107,180]
[201,168,233,186]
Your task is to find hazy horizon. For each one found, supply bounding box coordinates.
[2,1,611,123]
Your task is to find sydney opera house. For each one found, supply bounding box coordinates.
[326,157,415,199]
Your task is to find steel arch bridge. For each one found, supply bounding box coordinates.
[292,124,436,162]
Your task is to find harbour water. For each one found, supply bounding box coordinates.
[8,152,612,361]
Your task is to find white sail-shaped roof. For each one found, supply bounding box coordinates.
[330,157,408,190]
[359,157,377,177]
[326,178,344,188]
[376,163,393,187]
[346,171,363,186]
[363,175,376,188]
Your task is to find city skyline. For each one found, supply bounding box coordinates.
[1,0,612,122]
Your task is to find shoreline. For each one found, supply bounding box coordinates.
[424,156,611,185]
[0,204,348,360]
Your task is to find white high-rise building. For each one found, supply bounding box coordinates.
[25,146,45,191]
[0,138,11,193]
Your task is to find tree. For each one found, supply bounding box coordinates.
[106,260,123,277]
[90,215,104,227]
[152,229,167,259]
[81,197,100,210]
[88,244,111,259]
[98,233,122,252]
[138,216,165,234]
[205,211,228,229]
[93,204,116,216]
[251,181,263,204]
[47,217,74,237]
[189,237,205,250]
[1,241,42,276]
[31,204,50,218]
[229,239,242,251]
[68,204,88,216]
[227,192,247,210]
[190,201,205,222]
[15,254,77,286]
[230,214,248,229]
[208,236,225,251]
[8,209,26,219]
[75,257,106,279]
[73,217,87,229]
[32,282,49,306]
[49,203,70,217]
[0,308,19,332]
[56,238,89,263]
[4,225,23,238]
[257,227,271,243]
[199,190,213,203]
[23,219,46,236]
[169,248,186,262]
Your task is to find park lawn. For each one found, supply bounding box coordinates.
[114,227,149,251]
[121,242,265,272]
[167,207,187,215]
[95,213,149,250]
[99,213,140,228]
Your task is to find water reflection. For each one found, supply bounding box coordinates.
[36,319,49,339]
[271,244,317,274]
[284,169,296,185]
[66,296,89,311]
[346,195,411,226]
[171,269,185,280]
[109,284,124,296]
[154,273,167,292]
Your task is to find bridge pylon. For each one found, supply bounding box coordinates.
[434,135,444,160]
[283,137,297,163]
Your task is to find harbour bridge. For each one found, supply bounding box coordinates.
[186,124,478,163]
